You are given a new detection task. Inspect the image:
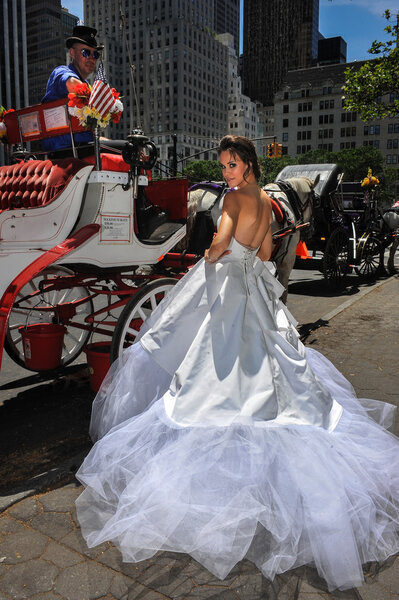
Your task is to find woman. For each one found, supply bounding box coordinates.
[76,135,399,592]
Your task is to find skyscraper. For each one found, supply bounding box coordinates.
[214,0,240,56]
[242,0,319,106]
[0,0,29,111]
[85,0,229,168]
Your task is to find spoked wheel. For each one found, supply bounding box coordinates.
[5,266,93,370]
[323,227,350,288]
[355,234,384,280]
[387,233,399,275]
[110,277,177,363]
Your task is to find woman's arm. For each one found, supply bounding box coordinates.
[204,192,239,263]
[257,196,273,261]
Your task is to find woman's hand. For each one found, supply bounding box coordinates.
[204,249,231,263]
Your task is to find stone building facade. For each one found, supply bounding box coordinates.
[273,61,399,191]
[85,0,229,168]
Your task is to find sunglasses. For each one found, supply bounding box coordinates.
[80,48,100,59]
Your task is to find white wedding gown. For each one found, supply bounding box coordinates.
[76,237,399,592]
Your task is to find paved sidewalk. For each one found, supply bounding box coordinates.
[1,276,399,600]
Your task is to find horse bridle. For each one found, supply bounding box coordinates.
[274,180,313,223]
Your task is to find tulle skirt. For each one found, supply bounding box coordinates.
[76,343,399,592]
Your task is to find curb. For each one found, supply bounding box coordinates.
[319,275,395,323]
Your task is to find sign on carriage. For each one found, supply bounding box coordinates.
[18,112,41,138]
[100,214,131,243]
[43,105,68,131]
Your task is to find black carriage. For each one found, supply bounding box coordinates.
[275,164,398,287]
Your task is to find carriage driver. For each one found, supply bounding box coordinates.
[41,26,101,157]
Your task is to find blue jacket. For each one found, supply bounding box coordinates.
[41,63,93,152]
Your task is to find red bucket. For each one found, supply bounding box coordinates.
[84,342,111,393]
[19,323,66,370]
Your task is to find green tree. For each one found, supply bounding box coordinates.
[258,155,298,186]
[334,146,384,181]
[183,159,222,184]
[342,10,399,120]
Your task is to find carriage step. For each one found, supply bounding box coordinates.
[140,221,183,245]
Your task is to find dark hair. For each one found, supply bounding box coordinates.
[217,135,261,182]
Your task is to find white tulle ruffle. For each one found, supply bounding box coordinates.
[77,343,399,592]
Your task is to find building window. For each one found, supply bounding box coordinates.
[283,118,289,128]
[323,86,332,95]
[282,132,288,142]
[341,127,356,137]
[388,123,399,133]
[364,125,380,135]
[283,105,289,113]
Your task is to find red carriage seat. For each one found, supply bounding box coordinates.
[0,159,88,211]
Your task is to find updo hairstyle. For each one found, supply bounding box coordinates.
[217,135,261,182]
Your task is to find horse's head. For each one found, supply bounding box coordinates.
[285,175,320,222]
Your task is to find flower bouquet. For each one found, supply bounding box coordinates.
[67,83,123,129]
[360,168,379,187]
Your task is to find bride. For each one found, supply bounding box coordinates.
[76,135,399,592]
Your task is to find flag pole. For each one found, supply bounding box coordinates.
[93,127,101,170]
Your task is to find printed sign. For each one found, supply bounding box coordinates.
[100,214,131,243]
[19,112,40,137]
[44,105,68,131]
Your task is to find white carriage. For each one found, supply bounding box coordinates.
[0,100,197,379]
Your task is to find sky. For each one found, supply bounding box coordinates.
[62,0,398,63]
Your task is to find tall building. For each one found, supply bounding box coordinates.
[27,0,64,105]
[85,0,229,168]
[242,0,319,106]
[27,1,79,105]
[0,0,29,111]
[273,61,399,193]
[0,0,79,111]
[214,0,240,56]
[218,33,261,153]
[318,36,347,66]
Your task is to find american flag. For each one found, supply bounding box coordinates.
[89,61,116,118]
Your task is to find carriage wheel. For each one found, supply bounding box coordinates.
[323,227,350,288]
[110,277,177,363]
[387,234,399,275]
[5,266,93,370]
[355,234,384,280]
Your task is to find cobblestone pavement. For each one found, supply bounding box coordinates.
[1,277,398,600]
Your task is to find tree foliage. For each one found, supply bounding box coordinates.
[183,159,222,184]
[342,10,399,120]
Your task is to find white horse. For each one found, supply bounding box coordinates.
[382,204,399,275]
[183,176,319,303]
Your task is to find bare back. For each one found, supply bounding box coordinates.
[232,184,272,250]
[206,182,273,263]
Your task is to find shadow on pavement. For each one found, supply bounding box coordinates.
[0,368,94,495]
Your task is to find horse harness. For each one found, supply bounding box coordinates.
[264,181,311,262]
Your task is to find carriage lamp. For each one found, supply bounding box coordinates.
[122,130,158,172]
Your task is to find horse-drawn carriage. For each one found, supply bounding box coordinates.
[0,99,199,380]
[275,164,399,287]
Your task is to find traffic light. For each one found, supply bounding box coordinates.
[275,143,283,158]
[267,143,275,158]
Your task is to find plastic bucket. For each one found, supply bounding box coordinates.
[84,342,111,393]
[19,323,66,370]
